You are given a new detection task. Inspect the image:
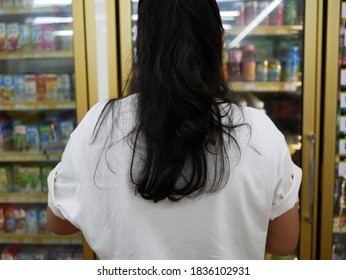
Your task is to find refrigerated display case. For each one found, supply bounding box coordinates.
[320,0,346,260]
[117,0,322,259]
[0,0,92,259]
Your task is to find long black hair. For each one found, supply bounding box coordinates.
[94,0,242,202]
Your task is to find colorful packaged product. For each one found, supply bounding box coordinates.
[25,208,38,234]
[15,208,26,234]
[41,166,52,193]
[0,167,10,192]
[0,23,7,51]
[46,74,58,101]
[14,124,27,151]
[7,23,20,51]
[14,74,25,101]
[59,120,74,145]
[0,74,4,100]
[19,23,32,52]
[32,24,42,51]
[57,74,72,101]
[14,0,25,7]
[41,24,57,51]
[0,115,13,151]
[26,125,39,151]
[38,209,49,234]
[4,207,16,233]
[13,166,31,193]
[30,167,41,193]
[3,74,15,101]
[36,74,47,101]
[24,74,36,101]
[38,124,51,152]
[1,245,20,260]
[14,247,31,260]
[39,123,62,152]
[2,0,14,7]
[0,207,4,232]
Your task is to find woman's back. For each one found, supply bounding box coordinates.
[47,95,301,259]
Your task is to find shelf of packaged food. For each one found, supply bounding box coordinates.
[226,25,303,36]
[0,193,47,203]
[0,5,64,15]
[0,101,76,111]
[0,151,62,162]
[0,50,73,60]
[230,81,302,92]
[0,233,82,245]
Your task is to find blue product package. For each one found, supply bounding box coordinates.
[14,74,25,101]
[26,125,39,151]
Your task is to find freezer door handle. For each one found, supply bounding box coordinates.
[307,133,315,224]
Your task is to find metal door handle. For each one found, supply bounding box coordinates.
[307,133,315,224]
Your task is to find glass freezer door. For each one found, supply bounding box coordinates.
[0,0,84,260]
[217,0,304,259]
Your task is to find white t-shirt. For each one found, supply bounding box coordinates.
[48,94,301,260]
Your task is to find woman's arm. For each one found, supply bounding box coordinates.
[265,203,300,256]
[47,207,80,235]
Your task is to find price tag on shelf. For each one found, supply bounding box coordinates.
[339,116,346,132]
[341,92,346,108]
[342,2,346,19]
[338,161,346,177]
[341,69,346,86]
[340,139,346,155]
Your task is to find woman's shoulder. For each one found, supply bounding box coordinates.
[237,106,286,156]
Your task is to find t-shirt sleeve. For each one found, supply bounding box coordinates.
[270,139,302,220]
[47,100,108,225]
[47,135,80,228]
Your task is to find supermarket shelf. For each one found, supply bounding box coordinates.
[0,101,76,111]
[226,25,303,36]
[0,152,62,162]
[0,50,73,60]
[231,81,302,92]
[0,233,82,245]
[0,193,47,203]
[0,5,64,15]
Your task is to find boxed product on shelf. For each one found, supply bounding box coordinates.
[6,23,19,51]
[0,114,14,151]
[19,23,32,52]
[36,74,47,101]
[14,74,25,101]
[0,23,6,51]
[24,74,36,102]
[25,207,38,234]
[60,119,75,145]
[37,208,48,234]
[14,124,27,151]
[46,74,58,101]
[1,0,14,8]
[1,245,21,260]
[1,73,73,102]
[40,166,52,193]
[4,206,15,233]
[14,207,25,234]
[0,207,4,232]
[0,166,11,192]
[26,125,40,151]
[2,74,15,101]
[13,166,41,193]
[57,74,72,101]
